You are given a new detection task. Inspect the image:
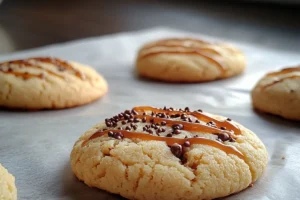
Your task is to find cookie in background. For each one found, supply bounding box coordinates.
[135,38,246,82]
[0,57,108,110]
[252,66,300,121]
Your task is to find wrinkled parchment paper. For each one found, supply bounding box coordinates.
[0,27,299,200]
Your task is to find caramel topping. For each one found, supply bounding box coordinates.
[266,67,300,76]
[82,106,243,160]
[133,106,241,135]
[139,50,225,73]
[0,60,65,79]
[83,130,244,159]
[133,114,233,135]
[262,75,300,90]
[142,38,219,54]
[144,38,210,49]
[32,57,85,80]
[143,46,221,56]
[0,57,85,80]
[0,71,45,80]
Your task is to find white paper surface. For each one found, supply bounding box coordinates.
[0,27,299,200]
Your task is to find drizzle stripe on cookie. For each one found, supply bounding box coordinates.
[0,57,85,80]
[82,106,243,159]
[139,50,225,73]
[138,38,226,72]
[143,38,211,50]
[133,106,241,134]
[83,130,244,159]
[0,71,45,80]
[266,67,300,76]
[262,75,300,89]
[32,57,85,80]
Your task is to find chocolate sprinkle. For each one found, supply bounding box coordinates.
[181,114,187,120]
[172,124,184,130]
[171,143,183,158]
[183,141,191,147]
[142,117,147,123]
[131,110,138,115]
[217,133,230,142]
[108,131,114,137]
[124,110,131,114]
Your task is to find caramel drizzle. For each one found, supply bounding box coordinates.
[266,67,300,76]
[139,38,225,72]
[133,114,232,135]
[144,38,210,49]
[83,130,244,159]
[262,75,300,89]
[32,57,85,80]
[133,106,241,135]
[0,57,85,80]
[0,71,44,80]
[143,45,221,56]
[142,38,219,54]
[0,60,64,80]
[139,50,225,73]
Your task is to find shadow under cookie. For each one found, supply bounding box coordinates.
[61,161,125,200]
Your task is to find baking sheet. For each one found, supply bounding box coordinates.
[0,27,299,200]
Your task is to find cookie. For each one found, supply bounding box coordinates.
[251,66,300,121]
[135,38,246,82]
[0,57,108,110]
[0,163,17,200]
[70,106,268,200]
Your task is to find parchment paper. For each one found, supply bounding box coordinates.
[0,27,299,200]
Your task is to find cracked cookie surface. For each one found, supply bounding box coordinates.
[0,57,108,110]
[70,106,268,200]
[251,66,300,121]
[135,38,246,82]
[0,164,17,200]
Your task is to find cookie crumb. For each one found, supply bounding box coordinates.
[282,156,286,160]
[249,183,254,187]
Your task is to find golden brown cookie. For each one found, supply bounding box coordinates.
[70,106,268,200]
[135,38,246,82]
[251,66,300,121]
[0,57,108,110]
[0,163,17,200]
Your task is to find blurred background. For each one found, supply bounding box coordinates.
[0,0,299,54]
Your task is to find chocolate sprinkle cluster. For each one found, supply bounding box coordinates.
[102,106,236,160]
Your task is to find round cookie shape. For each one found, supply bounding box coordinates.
[251,66,300,121]
[0,57,108,110]
[135,38,246,82]
[0,163,17,200]
[70,106,268,200]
